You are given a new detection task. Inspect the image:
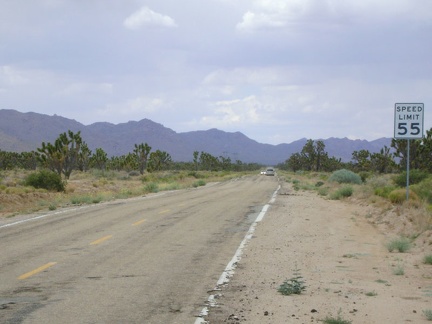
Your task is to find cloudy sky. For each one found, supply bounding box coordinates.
[1,0,431,144]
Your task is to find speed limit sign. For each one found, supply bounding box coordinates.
[394,103,424,139]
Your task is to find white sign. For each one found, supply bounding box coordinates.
[394,103,424,139]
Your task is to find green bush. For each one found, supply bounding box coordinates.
[330,186,353,200]
[423,254,432,265]
[144,182,159,193]
[411,178,432,204]
[393,169,429,187]
[388,189,418,204]
[374,186,396,198]
[329,169,362,184]
[277,277,306,295]
[25,170,65,192]
[386,237,411,252]
[192,179,206,188]
[423,309,432,321]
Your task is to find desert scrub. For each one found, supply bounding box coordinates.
[322,309,352,324]
[423,309,432,321]
[277,268,306,296]
[329,169,362,184]
[330,186,353,200]
[394,169,429,187]
[386,237,411,252]
[365,291,378,296]
[374,186,396,198]
[388,188,419,204]
[392,263,405,275]
[411,178,432,204]
[24,170,65,192]
[423,254,432,265]
[192,179,206,187]
[144,182,159,193]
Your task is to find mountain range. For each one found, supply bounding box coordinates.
[0,109,391,165]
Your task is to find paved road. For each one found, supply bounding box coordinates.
[0,175,278,324]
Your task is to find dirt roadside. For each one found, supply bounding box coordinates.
[205,183,432,323]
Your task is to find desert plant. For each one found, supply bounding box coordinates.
[386,237,411,252]
[365,291,377,296]
[330,186,353,200]
[392,264,405,276]
[374,186,396,198]
[329,169,362,184]
[277,268,306,296]
[423,309,432,321]
[144,182,159,193]
[193,179,206,187]
[388,188,419,204]
[322,309,352,324]
[423,254,432,265]
[24,169,65,192]
[394,169,429,187]
[411,178,432,204]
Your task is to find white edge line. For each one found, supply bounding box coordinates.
[194,185,280,324]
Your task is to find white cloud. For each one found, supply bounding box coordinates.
[200,96,262,127]
[0,66,29,86]
[236,0,432,31]
[124,6,177,30]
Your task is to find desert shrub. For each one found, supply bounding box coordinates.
[128,171,140,177]
[392,264,405,275]
[374,186,396,198]
[386,237,411,252]
[25,170,65,192]
[188,171,206,179]
[71,195,93,205]
[317,187,328,196]
[393,169,429,187]
[423,254,432,265]
[278,277,306,295]
[423,309,432,321]
[329,169,362,184]
[315,181,325,187]
[144,182,159,193]
[358,171,370,183]
[322,309,352,324]
[411,178,432,204]
[330,186,353,200]
[388,188,418,204]
[193,179,206,188]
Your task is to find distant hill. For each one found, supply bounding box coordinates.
[0,109,391,165]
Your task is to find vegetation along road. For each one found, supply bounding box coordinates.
[0,175,279,323]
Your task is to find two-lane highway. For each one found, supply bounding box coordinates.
[0,175,278,324]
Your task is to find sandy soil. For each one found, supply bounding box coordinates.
[205,183,432,323]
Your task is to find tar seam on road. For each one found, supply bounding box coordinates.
[194,185,281,324]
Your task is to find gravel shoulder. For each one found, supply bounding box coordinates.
[205,183,432,323]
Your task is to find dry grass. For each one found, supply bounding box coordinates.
[0,169,251,218]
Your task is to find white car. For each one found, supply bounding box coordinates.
[265,168,275,176]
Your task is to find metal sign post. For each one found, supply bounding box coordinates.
[394,103,424,200]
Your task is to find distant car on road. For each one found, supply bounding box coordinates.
[265,167,275,176]
[260,170,266,175]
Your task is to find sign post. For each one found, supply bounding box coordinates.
[394,103,424,200]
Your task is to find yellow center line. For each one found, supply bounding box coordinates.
[158,209,171,215]
[90,235,113,246]
[18,262,57,280]
[132,219,146,226]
